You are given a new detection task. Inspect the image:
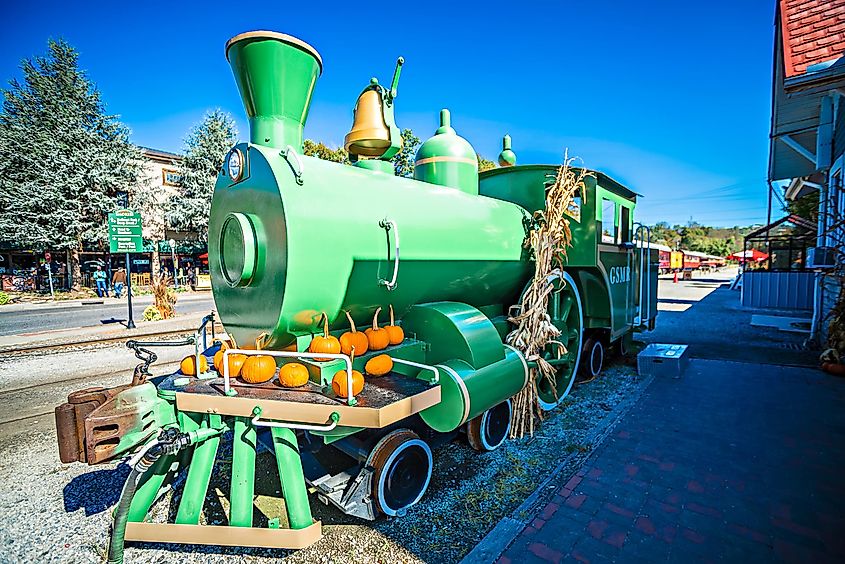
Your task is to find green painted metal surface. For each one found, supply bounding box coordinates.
[226,33,321,151]
[127,452,175,523]
[209,144,530,349]
[271,426,313,530]
[175,414,222,525]
[414,109,479,194]
[402,302,504,369]
[112,383,177,459]
[420,346,525,432]
[230,417,257,527]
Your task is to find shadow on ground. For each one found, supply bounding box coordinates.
[64,464,129,516]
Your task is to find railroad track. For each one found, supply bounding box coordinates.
[1,324,223,356]
[0,359,183,432]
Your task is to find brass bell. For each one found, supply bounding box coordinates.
[344,58,405,160]
[344,88,392,157]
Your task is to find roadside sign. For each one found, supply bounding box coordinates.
[108,209,143,253]
[45,251,51,262]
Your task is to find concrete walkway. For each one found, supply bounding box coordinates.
[481,272,844,563]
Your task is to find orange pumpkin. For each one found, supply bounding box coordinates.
[180,355,208,376]
[240,355,277,384]
[214,351,247,377]
[308,313,341,361]
[386,304,405,345]
[279,362,310,387]
[365,354,393,376]
[364,307,390,351]
[332,347,364,398]
[339,310,369,356]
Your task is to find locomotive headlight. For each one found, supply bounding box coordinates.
[227,149,243,181]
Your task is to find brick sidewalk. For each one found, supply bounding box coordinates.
[496,359,845,563]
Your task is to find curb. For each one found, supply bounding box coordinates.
[460,373,656,564]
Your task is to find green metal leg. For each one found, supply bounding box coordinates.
[175,414,221,525]
[270,427,313,530]
[127,453,174,522]
[229,416,256,527]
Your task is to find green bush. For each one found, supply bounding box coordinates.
[142,305,162,321]
[0,291,8,305]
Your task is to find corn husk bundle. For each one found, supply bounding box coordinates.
[152,275,177,319]
[506,152,593,438]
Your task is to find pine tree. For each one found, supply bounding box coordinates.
[303,139,348,163]
[0,39,141,289]
[391,128,420,177]
[167,110,237,242]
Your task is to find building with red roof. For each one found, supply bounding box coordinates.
[768,0,844,345]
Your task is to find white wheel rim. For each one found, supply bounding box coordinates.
[376,438,433,517]
[480,399,512,451]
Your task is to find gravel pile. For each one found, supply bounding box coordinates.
[0,361,646,563]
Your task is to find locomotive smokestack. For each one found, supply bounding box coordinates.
[225,31,322,151]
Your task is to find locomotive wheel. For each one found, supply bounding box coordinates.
[579,337,604,378]
[467,399,512,452]
[535,271,584,411]
[368,429,432,517]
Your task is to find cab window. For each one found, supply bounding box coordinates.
[601,198,616,244]
[620,205,631,243]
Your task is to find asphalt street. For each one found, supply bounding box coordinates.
[0,293,216,336]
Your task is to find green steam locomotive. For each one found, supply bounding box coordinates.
[55,30,657,557]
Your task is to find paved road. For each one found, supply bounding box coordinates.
[0,293,216,336]
[644,268,816,367]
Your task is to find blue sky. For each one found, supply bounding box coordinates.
[5,0,775,227]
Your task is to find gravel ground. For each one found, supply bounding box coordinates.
[0,355,646,564]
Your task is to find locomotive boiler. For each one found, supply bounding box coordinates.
[55,30,658,557]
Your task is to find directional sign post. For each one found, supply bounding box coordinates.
[108,210,143,329]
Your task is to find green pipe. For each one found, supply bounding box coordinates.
[270,426,313,529]
[175,414,222,524]
[229,417,256,527]
[126,453,173,522]
[109,426,224,564]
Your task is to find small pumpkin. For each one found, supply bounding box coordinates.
[364,307,390,351]
[279,362,310,388]
[308,313,341,361]
[241,355,277,384]
[332,346,365,398]
[339,310,369,356]
[180,355,208,376]
[386,304,405,345]
[365,354,393,377]
[214,351,247,377]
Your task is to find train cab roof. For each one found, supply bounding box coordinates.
[479,164,641,212]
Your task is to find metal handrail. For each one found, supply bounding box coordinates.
[633,224,652,326]
[251,406,340,431]
[222,348,359,406]
[378,219,400,290]
[390,357,440,385]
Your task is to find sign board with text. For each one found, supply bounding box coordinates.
[108,209,143,253]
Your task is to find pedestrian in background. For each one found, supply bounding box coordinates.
[112,267,126,298]
[93,265,107,297]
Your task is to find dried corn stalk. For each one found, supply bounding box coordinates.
[152,275,177,319]
[506,152,593,438]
